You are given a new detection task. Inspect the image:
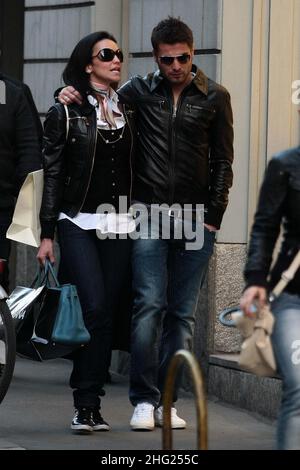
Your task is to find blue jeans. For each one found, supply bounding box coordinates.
[272,292,300,450]
[130,215,215,407]
[57,219,131,409]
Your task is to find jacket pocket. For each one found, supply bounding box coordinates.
[68,117,89,135]
[136,97,167,111]
[185,104,216,115]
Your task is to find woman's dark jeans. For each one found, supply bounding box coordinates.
[57,219,131,410]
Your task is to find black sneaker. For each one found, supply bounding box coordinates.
[71,408,94,433]
[91,409,110,431]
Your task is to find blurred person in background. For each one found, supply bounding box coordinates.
[241,145,300,450]
[0,72,42,292]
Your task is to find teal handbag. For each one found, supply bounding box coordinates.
[51,283,90,345]
[32,260,90,350]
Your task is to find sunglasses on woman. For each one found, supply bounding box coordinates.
[159,54,191,66]
[92,48,124,63]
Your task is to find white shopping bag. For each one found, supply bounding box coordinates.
[6,169,44,247]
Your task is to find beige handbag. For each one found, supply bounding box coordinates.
[6,169,44,247]
[235,250,300,377]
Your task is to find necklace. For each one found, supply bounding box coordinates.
[97,124,126,144]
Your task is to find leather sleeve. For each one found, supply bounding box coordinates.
[22,83,43,145]
[14,87,42,193]
[205,88,234,229]
[117,77,140,104]
[40,104,67,239]
[244,157,288,287]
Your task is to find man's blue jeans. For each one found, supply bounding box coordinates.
[272,292,300,450]
[130,215,216,407]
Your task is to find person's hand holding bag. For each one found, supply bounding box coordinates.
[240,286,267,318]
[37,238,55,265]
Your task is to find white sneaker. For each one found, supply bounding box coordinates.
[130,403,155,431]
[154,406,186,429]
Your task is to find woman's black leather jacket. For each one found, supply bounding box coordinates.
[40,98,135,239]
[244,146,300,292]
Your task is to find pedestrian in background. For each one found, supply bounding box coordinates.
[0,72,41,292]
[241,146,300,450]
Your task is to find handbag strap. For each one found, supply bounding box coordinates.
[31,261,60,288]
[44,259,60,287]
[31,265,46,288]
[271,249,300,299]
[64,104,70,141]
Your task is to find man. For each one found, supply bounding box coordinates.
[0,73,42,292]
[59,17,234,431]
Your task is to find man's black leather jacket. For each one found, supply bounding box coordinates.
[40,99,135,239]
[244,146,300,291]
[118,65,234,228]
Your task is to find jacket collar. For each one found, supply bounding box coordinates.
[149,70,164,92]
[192,65,208,95]
[77,95,96,116]
[149,64,208,96]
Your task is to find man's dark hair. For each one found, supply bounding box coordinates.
[63,31,117,96]
[151,17,194,52]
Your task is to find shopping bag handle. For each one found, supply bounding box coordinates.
[31,265,46,288]
[44,259,60,287]
[31,259,60,288]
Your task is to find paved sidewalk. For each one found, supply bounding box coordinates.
[0,358,275,450]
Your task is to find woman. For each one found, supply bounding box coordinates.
[240,146,300,449]
[37,31,135,433]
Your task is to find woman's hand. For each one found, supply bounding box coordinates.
[240,286,267,318]
[58,86,83,105]
[37,238,55,266]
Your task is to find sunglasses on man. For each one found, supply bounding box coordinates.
[92,48,124,63]
[158,53,191,66]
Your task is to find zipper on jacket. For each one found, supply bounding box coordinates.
[78,110,97,212]
[172,104,177,119]
[124,105,134,206]
[168,103,177,205]
[68,116,88,121]
[186,103,216,113]
[169,91,188,205]
[168,79,198,204]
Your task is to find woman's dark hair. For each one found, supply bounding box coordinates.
[63,31,117,95]
[151,17,194,51]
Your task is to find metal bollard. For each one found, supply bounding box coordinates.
[162,349,208,450]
